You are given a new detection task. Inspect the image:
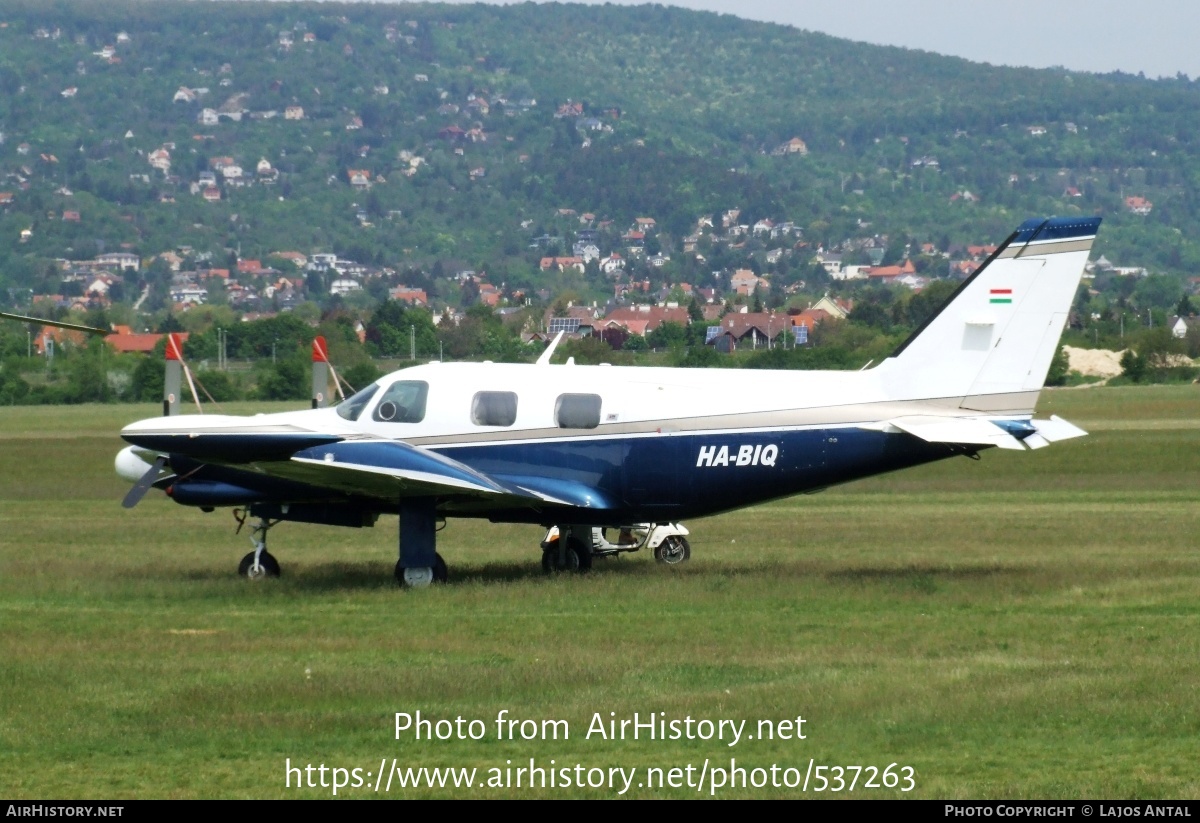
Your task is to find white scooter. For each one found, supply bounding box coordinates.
[540,523,691,565]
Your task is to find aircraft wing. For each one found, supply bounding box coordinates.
[122,419,615,509]
[263,439,542,503]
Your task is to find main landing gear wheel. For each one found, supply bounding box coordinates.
[542,535,592,573]
[238,550,280,579]
[654,535,691,565]
[395,553,448,587]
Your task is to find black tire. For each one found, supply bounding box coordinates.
[654,536,691,565]
[238,550,280,579]
[541,532,593,573]
[542,547,583,573]
[570,534,593,571]
[395,552,448,586]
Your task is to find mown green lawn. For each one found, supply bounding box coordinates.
[1,386,1197,798]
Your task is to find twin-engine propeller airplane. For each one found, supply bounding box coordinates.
[116,216,1098,585]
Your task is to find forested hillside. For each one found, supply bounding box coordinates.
[1,0,1199,291]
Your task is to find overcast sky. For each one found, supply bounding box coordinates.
[416,0,1200,79]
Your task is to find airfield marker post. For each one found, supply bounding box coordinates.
[312,336,330,409]
[164,333,183,417]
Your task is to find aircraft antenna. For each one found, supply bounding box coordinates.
[536,330,565,366]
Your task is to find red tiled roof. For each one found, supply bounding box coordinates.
[106,332,189,354]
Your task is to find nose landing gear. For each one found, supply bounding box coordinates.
[234,510,281,579]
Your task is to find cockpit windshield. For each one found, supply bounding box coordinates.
[335,383,381,421]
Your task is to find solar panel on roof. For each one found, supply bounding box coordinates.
[794,325,808,345]
[705,326,722,343]
[548,318,581,334]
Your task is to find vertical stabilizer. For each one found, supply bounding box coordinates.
[875,217,1099,413]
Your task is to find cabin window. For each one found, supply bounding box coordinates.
[372,380,428,424]
[471,391,518,427]
[336,383,380,421]
[554,393,602,429]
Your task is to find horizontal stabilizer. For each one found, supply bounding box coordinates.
[1031,415,1088,442]
[885,415,1027,450]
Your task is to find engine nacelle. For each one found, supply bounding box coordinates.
[166,480,266,507]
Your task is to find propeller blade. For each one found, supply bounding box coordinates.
[122,455,168,509]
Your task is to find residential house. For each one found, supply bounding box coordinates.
[148,148,171,173]
[811,295,852,320]
[865,260,917,284]
[572,243,601,262]
[539,257,585,273]
[106,329,187,355]
[96,252,140,271]
[171,285,208,305]
[256,158,278,183]
[472,283,499,307]
[390,287,428,305]
[730,269,765,296]
[601,305,690,335]
[157,251,184,272]
[271,251,308,269]
[773,137,809,156]
[1125,196,1153,215]
[600,253,626,275]
[707,311,792,351]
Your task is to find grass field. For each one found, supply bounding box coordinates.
[1,386,1198,799]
